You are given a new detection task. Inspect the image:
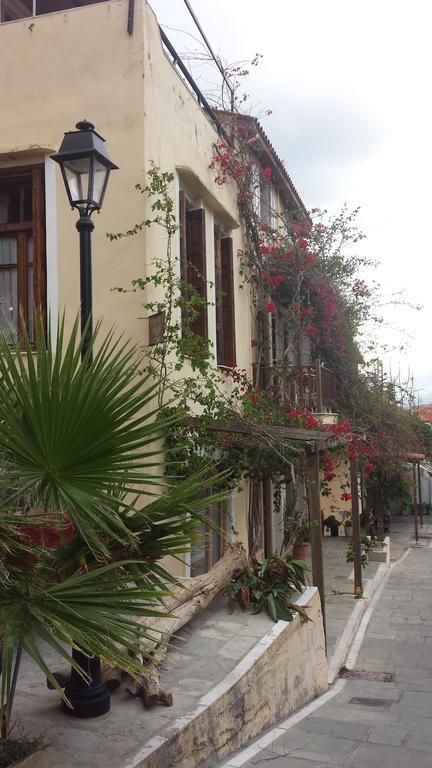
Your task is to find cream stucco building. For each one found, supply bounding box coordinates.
[0,0,334,575]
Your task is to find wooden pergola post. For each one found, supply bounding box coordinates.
[307,443,326,641]
[350,456,363,597]
[418,462,423,528]
[413,462,419,543]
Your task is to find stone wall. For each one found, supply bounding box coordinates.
[127,587,328,768]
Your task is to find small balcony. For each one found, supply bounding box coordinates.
[252,359,338,413]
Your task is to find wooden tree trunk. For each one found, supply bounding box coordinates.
[49,543,248,709]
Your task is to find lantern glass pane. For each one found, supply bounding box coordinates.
[92,159,109,207]
[63,157,91,204]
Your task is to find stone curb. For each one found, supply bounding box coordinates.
[327,560,388,685]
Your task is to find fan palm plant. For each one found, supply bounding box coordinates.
[0,317,223,735]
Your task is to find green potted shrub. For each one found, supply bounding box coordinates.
[227,554,309,622]
[343,518,353,537]
[292,522,312,560]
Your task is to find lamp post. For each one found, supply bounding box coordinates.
[50,122,118,718]
[51,120,118,362]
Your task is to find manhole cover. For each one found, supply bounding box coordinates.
[349,696,394,707]
[340,669,393,682]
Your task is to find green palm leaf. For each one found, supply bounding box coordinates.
[0,316,226,732]
[0,317,177,554]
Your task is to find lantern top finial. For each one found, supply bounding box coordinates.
[76,120,95,132]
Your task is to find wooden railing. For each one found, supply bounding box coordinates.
[252,359,337,412]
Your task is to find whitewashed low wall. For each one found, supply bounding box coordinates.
[125,587,328,768]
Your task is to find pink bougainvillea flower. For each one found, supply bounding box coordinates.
[272,274,283,287]
[341,492,352,502]
[264,166,272,179]
[266,302,276,313]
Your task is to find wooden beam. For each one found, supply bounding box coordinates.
[350,457,363,597]
[184,416,330,446]
[306,445,326,647]
[418,462,423,528]
[413,462,419,544]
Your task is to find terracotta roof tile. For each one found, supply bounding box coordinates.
[417,405,432,423]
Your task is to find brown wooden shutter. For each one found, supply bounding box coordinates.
[32,167,46,322]
[220,236,236,365]
[186,208,207,338]
[179,191,188,333]
[214,224,224,363]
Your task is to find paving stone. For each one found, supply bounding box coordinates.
[222,519,432,768]
[345,742,432,768]
[296,716,370,741]
[367,724,409,745]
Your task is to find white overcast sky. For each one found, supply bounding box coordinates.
[150,0,432,401]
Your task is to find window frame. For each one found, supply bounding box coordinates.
[0,165,46,343]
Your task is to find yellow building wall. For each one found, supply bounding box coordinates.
[0,0,253,575]
[321,450,352,536]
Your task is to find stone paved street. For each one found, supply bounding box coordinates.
[221,520,432,767]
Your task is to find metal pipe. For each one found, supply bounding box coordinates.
[182,0,235,108]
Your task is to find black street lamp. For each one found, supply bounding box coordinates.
[50,121,118,718]
[51,120,118,362]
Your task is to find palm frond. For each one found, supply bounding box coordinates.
[0,317,178,554]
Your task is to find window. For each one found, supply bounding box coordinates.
[0,166,46,342]
[179,191,208,339]
[190,499,228,576]
[0,0,106,23]
[214,225,236,366]
[260,182,277,228]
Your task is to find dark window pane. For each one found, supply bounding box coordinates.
[36,0,106,14]
[23,186,32,222]
[1,0,33,21]
[0,189,20,224]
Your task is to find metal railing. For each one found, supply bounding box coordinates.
[158,26,229,143]
[252,359,338,412]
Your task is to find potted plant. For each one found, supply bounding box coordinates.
[227,554,309,622]
[292,522,312,560]
[323,514,342,537]
[343,518,353,537]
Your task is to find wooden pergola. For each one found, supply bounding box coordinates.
[186,417,365,643]
[406,452,426,543]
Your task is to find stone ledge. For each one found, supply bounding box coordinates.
[123,588,328,768]
[12,747,53,768]
[369,536,390,567]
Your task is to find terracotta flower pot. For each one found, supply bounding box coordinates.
[292,542,310,560]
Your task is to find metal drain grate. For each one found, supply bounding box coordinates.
[349,696,394,707]
[340,669,393,682]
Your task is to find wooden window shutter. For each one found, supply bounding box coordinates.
[32,167,46,322]
[179,191,187,288]
[220,236,236,366]
[179,191,188,332]
[214,224,224,363]
[186,208,207,338]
